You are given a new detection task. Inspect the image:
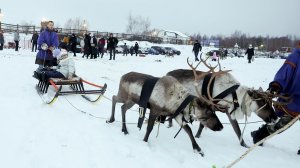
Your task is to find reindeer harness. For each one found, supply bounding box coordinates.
[202,73,240,114]
[137,77,160,129]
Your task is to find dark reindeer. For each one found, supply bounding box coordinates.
[166,58,278,147]
[107,72,226,156]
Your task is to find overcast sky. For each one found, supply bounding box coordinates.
[1,0,299,37]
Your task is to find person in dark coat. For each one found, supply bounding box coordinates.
[134,42,139,56]
[192,40,202,61]
[129,46,134,56]
[245,44,254,63]
[0,30,4,51]
[31,31,39,52]
[98,37,106,58]
[251,42,300,154]
[107,33,118,60]
[223,48,228,59]
[82,33,91,58]
[70,34,77,56]
[35,21,59,70]
[90,35,98,59]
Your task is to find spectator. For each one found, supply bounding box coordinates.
[107,33,118,60]
[14,30,20,51]
[134,42,139,56]
[70,34,77,56]
[251,42,300,154]
[90,34,98,59]
[98,36,106,58]
[82,33,91,59]
[192,40,202,61]
[83,33,91,58]
[35,21,59,70]
[245,44,254,63]
[123,43,128,56]
[0,30,4,51]
[129,46,134,56]
[212,51,218,61]
[223,48,228,59]
[31,31,39,52]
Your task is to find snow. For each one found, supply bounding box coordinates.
[0,44,299,168]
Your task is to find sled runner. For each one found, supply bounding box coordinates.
[33,71,107,104]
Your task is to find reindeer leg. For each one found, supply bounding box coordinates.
[121,101,135,135]
[183,124,204,156]
[143,113,157,142]
[167,119,173,128]
[226,112,249,148]
[107,95,120,123]
[195,122,205,138]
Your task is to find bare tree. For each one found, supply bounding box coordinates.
[126,13,151,35]
[63,18,89,34]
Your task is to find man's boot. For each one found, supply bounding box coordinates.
[251,124,270,145]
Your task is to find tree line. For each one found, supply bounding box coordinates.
[191,30,299,51]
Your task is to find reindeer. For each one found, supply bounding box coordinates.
[107,72,226,156]
[166,57,278,147]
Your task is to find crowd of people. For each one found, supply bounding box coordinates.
[0,21,142,61]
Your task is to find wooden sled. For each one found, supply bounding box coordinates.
[33,71,107,104]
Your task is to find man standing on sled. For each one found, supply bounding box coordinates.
[251,41,300,154]
[35,21,59,71]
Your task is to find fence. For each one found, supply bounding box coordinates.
[0,22,163,43]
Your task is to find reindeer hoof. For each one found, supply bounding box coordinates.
[240,141,249,148]
[122,128,129,135]
[195,134,200,138]
[106,119,115,123]
[194,149,205,157]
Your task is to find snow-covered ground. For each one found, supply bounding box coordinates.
[0,44,299,168]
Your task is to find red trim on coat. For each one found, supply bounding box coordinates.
[284,61,296,68]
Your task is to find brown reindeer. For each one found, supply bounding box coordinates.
[107,72,226,156]
[166,58,278,147]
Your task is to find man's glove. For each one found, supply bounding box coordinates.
[268,82,281,94]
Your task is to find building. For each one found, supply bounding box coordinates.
[155,29,190,45]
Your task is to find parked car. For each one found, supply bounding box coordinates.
[115,45,124,53]
[206,49,221,56]
[164,47,181,55]
[138,47,149,54]
[151,46,166,55]
[148,48,159,55]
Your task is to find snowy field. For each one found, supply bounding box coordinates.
[0,44,299,168]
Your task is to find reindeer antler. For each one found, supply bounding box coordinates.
[193,56,232,104]
[186,57,229,112]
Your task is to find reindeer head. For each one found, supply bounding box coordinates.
[247,88,278,123]
[189,98,223,131]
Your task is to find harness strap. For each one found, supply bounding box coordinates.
[167,95,195,121]
[212,84,240,114]
[201,73,240,114]
[137,77,160,129]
